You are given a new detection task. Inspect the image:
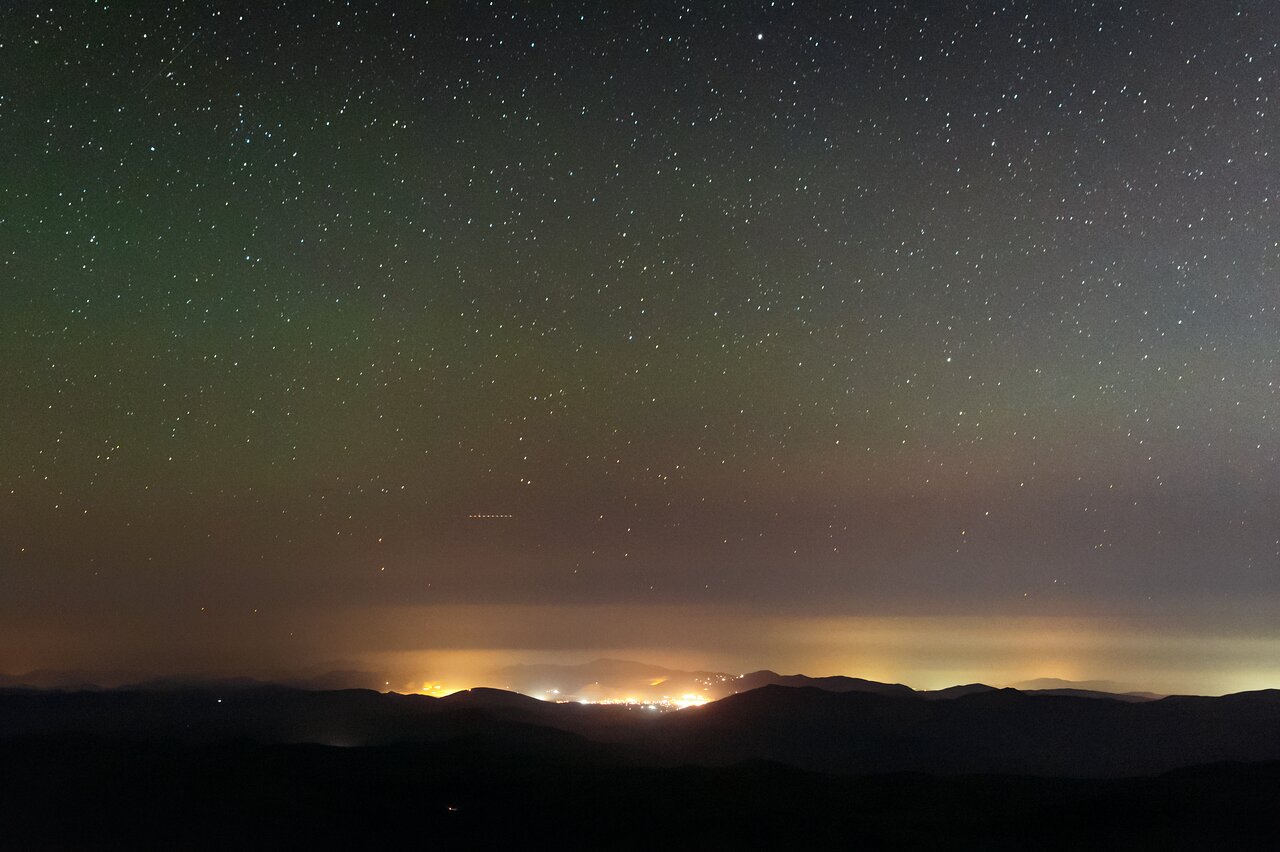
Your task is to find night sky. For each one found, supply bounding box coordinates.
[3,1,1277,693]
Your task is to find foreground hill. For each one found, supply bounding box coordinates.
[2,734,1278,849]
[2,683,1278,777]
[3,683,1280,847]
[657,685,1280,776]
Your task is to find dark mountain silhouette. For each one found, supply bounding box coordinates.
[731,670,917,697]
[0,668,388,693]
[3,682,1280,848]
[1020,687,1161,702]
[4,681,1280,777]
[486,659,1164,705]
[493,658,954,702]
[4,734,1276,849]
[440,686,552,710]
[4,682,1280,847]
[658,685,1280,776]
[0,669,115,691]
[1012,677,1165,701]
[1013,676,1135,692]
[921,683,999,699]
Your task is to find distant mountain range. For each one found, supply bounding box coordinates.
[486,658,1163,703]
[0,668,387,693]
[490,658,922,702]
[0,660,1168,704]
[4,678,1280,846]
[2,678,1274,778]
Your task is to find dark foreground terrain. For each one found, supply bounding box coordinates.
[3,683,1280,849]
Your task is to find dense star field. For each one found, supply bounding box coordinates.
[1,1,1277,691]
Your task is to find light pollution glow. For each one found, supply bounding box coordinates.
[355,606,1280,697]
[410,681,713,709]
[6,603,1280,697]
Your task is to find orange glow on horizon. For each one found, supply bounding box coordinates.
[359,608,1280,700]
[417,682,464,697]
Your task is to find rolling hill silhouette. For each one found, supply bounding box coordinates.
[4,680,1280,847]
[2,680,1277,776]
[488,659,1163,705]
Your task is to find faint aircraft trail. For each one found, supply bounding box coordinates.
[139,26,205,93]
